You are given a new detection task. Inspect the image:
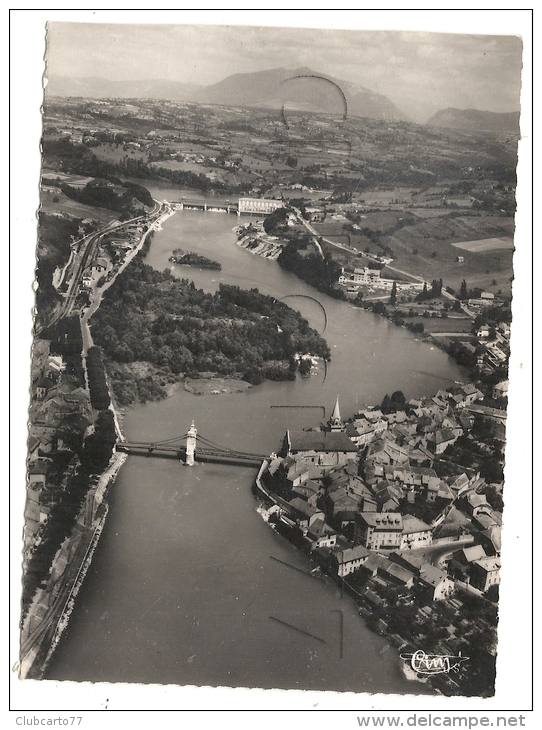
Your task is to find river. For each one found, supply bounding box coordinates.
[45,182,467,694]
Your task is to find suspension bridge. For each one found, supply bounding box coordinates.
[116,425,268,467]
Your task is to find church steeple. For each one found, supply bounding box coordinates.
[329,395,343,431]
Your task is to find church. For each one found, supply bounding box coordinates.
[283,397,357,467]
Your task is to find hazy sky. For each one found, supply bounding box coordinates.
[45,20,524,123]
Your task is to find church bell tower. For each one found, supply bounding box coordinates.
[329,395,344,432]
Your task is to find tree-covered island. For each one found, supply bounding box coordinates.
[91,257,331,406]
[168,248,221,270]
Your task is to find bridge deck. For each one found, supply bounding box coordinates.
[116,442,265,467]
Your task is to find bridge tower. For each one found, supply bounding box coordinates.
[185,421,197,466]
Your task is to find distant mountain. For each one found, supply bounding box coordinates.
[45,75,202,102]
[426,108,520,134]
[45,68,408,122]
[193,66,409,122]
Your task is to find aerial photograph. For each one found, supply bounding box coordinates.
[12,9,532,715]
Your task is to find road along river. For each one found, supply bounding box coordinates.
[45,183,467,694]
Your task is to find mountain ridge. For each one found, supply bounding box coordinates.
[45,75,203,102]
[45,71,520,132]
[191,66,409,122]
[45,67,409,122]
[426,107,520,133]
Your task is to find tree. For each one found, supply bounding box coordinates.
[390,281,397,306]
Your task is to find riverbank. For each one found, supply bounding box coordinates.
[21,381,131,680]
[235,221,286,260]
[19,204,168,679]
[183,377,252,395]
[252,466,433,691]
[230,215,501,378]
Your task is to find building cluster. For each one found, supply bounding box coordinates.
[474,321,511,374]
[26,339,93,558]
[338,266,423,295]
[260,388,504,609]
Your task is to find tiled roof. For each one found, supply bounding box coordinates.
[288,430,358,453]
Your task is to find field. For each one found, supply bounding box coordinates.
[380,213,516,297]
[400,316,473,335]
[452,237,514,252]
[90,144,148,164]
[39,189,120,223]
[42,170,95,187]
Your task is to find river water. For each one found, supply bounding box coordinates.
[45,182,466,694]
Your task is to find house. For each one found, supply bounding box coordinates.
[492,380,509,400]
[459,384,484,406]
[326,486,360,517]
[372,480,403,512]
[470,557,501,592]
[359,587,384,609]
[427,428,458,455]
[284,463,310,488]
[364,437,409,466]
[362,463,385,485]
[350,420,377,447]
[46,354,65,378]
[27,460,49,539]
[448,544,487,580]
[304,207,325,223]
[400,515,433,550]
[354,512,403,550]
[388,465,439,489]
[330,544,371,577]
[27,436,41,463]
[24,481,42,547]
[91,257,108,272]
[388,551,426,575]
[477,525,501,556]
[418,565,455,601]
[306,518,337,550]
[34,377,54,401]
[379,561,416,588]
[31,339,51,382]
[458,413,475,430]
[472,511,501,531]
[287,498,325,529]
[448,473,471,494]
[344,476,370,499]
[463,491,491,518]
[291,481,320,506]
[422,476,441,502]
[356,409,388,434]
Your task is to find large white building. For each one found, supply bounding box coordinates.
[339,267,382,286]
[238,198,284,215]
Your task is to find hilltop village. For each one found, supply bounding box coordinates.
[257,384,506,696]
